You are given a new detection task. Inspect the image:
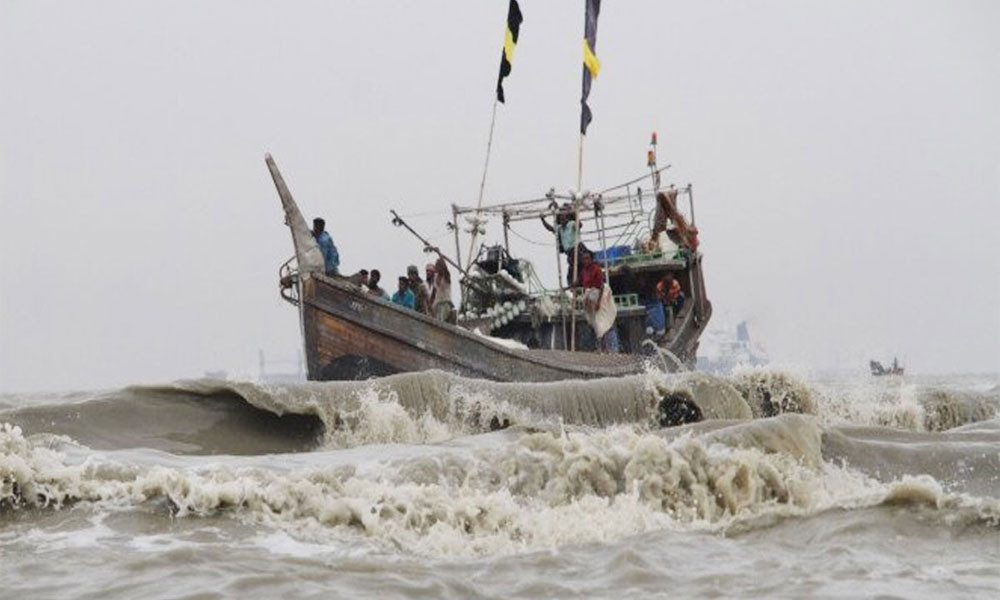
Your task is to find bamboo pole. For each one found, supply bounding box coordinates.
[390,210,490,297]
[570,133,585,351]
[551,203,568,350]
[687,183,696,226]
[451,205,464,306]
[464,99,500,271]
[502,212,510,253]
[569,196,582,352]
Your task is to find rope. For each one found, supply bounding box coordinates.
[507,226,556,247]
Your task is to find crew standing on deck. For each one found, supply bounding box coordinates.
[577,249,620,353]
[425,263,436,297]
[367,269,390,300]
[657,274,685,317]
[430,257,454,323]
[407,265,432,315]
[391,276,416,310]
[311,218,340,276]
[540,203,587,285]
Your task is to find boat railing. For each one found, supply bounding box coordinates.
[278,255,300,306]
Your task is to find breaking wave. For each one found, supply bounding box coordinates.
[3,368,998,557]
[2,415,997,558]
[2,369,996,455]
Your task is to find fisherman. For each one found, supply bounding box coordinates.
[348,268,369,290]
[540,203,587,285]
[407,265,432,315]
[642,274,667,339]
[618,265,665,340]
[430,257,454,323]
[424,263,436,297]
[657,274,685,319]
[651,190,699,253]
[311,218,340,276]
[391,276,416,310]
[367,269,390,300]
[577,249,619,353]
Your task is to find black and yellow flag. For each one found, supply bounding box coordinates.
[496,0,524,103]
[580,0,601,134]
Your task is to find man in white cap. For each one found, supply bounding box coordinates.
[424,263,436,299]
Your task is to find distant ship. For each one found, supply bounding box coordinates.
[870,357,904,376]
[696,321,769,374]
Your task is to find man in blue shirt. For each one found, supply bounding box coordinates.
[540,204,587,285]
[391,276,416,310]
[312,218,340,276]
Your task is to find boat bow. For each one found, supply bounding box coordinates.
[265,153,325,276]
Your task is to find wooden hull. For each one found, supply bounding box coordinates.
[299,274,709,382]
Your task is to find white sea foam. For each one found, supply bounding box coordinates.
[4,415,996,559]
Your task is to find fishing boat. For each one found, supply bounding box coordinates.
[870,358,905,376]
[268,153,710,382]
[267,1,711,382]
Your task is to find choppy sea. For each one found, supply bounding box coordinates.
[1,369,998,599]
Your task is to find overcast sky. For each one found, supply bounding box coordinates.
[1,1,998,392]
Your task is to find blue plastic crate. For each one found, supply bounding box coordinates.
[593,245,632,262]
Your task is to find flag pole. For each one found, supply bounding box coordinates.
[464,99,500,274]
[465,0,522,275]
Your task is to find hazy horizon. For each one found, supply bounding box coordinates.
[2,1,998,392]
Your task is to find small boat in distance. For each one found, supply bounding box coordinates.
[870,357,905,376]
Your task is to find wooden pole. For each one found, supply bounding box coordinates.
[597,202,609,272]
[570,133,585,351]
[551,204,568,350]
[465,99,500,270]
[569,196,582,352]
[451,205,464,306]
[687,184,696,226]
[451,205,463,270]
[390,210,490,296]
[502,212,510,253]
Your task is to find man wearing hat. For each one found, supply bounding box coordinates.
[407,265,432,315]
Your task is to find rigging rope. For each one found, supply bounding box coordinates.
[507,226,556,247]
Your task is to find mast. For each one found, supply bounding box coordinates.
[466,99,500,270]
[569,195,582,351]
[465,0,525,271]
[571,0,603,351]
